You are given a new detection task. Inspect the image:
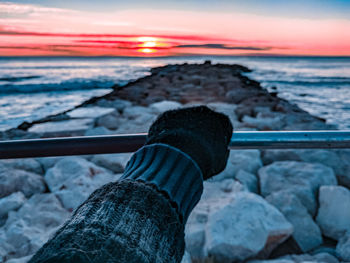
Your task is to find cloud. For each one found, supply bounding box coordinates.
[175,43,271,51]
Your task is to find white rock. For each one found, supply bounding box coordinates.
[95,98,132,112]
[0,192,26,219]
[1,193,69,261]
[248,260,294,263]
[96,112,122,130]
[84,126,114,136]
[259,161,337,215]
[207,102,238,123]
[150,100,182,113]
[45,157,121,210]
[336,231,350,261]
[0,159,43,175]
[281,253,339,263]
[235,169,258,193]
[0,166,46,198]
[242,114,284,130]
[181,251,192,263]
[316,186,350,240]
[90,153,132,173]
[35,157,62,172]
[28,118,93,136]
[123,106,154,119]
[205,192,293,262]
[67,106,115,119]
[213,150,262,181]
[266,192,322,252]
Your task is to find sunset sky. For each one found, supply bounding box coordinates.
[1,1,350,57]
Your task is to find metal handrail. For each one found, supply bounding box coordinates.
[0,131,349,159]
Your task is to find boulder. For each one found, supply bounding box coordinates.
[247,260,293,263]
[259,161,337,215]
[6,255,33,263]
[45,157,121,210]
[0,193,69,261]
[0,192,26,219]
[0,159,43,175]
[67,106,115,119]
[186,180,292,262]
[266,191,322,252]
[261,149,350,188]
[95,99,132,112]
[336,231,350,261]
[0,166,46,198]
[28,118,93,136]
[235,169,258,193]
[213,150,262,181]
[205,192,293,262]
[207,102,238,123]
[90,153,132,173]
[84,126,114,136]
[149,100,182,113]
[96,112,122,130]
[281,252,339,263]
[316,186,350,240]
[35,157,62,172]
[242,114,284,130]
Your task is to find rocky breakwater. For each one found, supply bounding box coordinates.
[0,61,349,263]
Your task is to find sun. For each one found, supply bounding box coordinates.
[138,48,156,54]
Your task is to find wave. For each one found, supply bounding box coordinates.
[0,75,41,82]
[0,79,117,94]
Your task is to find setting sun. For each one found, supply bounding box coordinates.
[138,48,156,54]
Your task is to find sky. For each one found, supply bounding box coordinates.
[0,0,349,57]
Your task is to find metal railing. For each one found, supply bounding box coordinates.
[0,130,350,159]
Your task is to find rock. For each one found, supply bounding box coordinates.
[84,126,114,136]
[90,153,132,173]
[122,106,154,119]
[0,193,69,261]
[242,114,284,130]
[35,157,62,172]
[0,192,26,219]
[0,159,43,175]
[28,118,93,136]
[96,112,122,130]
[149,100,182,113]
[205,192,293,262]
[316,186,350,240]
[261,149,350,188]
[281,252,339,263]
[266,191,322,252]
[207,102,238,123]
[336,231,350,261]
[95,99,132,112]
[0,166,46,198]
[6,254,33,263]
[181,251,192,263]
[67,106,115,119]
[259,161,337,215]
[235,169,258,193]
[45,157,121,210]
[212,150,262,181]
[247,260,293,263]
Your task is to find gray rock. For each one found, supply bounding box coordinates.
[262,149,350,188]
[35,157,62,172]
[6,254,33,263]
[266,191,322,252]
[0,166,46,198]
[28,118,93,136]
[0,159,43,175]
[123,105,154,119]
[84,126,114,136]
[235,169,258,193]
[336,231,350,261]
[207,102,238,123]
[205,192,293,262]
[213,150,262,181]
[0,193,69,261]
[316,186,350,240]
[95,99,132,112]
[90,153,132,173]
[242,114,284,130]
[248,260,294,263]
[181,251,192,263]
[45,157,121,210]
[96,112,122,130]
[0,192,26,219]
[149,100,182,113]
[67,106,115,119]
[259,161,337,215]
[281,252,339,263]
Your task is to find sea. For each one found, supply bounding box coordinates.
[0,56,349,131]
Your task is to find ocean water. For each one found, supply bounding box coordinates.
[0,56,349,131]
